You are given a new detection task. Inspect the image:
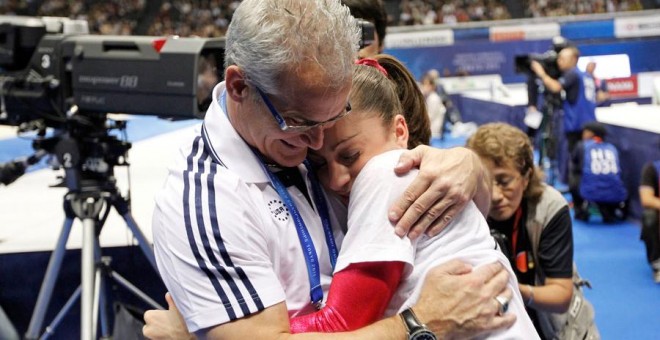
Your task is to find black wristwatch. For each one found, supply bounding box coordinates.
[400,308,438,340]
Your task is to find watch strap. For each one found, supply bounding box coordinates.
[400,308,424,334]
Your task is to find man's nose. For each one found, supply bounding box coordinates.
[301,125,325,150]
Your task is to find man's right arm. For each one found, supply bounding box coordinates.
[530,61,562,94]
[200,261,515,340]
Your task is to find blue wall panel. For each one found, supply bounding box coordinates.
[453,27,490,41]
[560,20,615,40]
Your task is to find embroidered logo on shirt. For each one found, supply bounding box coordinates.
[268,200,289,221]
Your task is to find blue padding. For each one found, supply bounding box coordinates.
[107,116,199,142]
[458,95,527,131]
[561,20,615,40]
[453,27,490,41]
[0,137,36,163]
[0,116,200,172]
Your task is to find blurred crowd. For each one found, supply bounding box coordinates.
[0,0,651,36]
[524,0,644,17]
[0,0,145,35]
[40,0,145,35]
[397,0,511,25]
[147,1,240,37]
[147,0,240,37]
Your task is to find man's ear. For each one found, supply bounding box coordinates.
[225,65,249,103]
[393,114,409,148]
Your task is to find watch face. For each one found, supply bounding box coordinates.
[411,330,437,340]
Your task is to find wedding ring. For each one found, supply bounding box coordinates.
[495,295,510,316]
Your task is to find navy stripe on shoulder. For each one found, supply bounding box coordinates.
[183,136,236,320]
[194,146,259,316]
[206,160,265,311]
[184,135,265,320]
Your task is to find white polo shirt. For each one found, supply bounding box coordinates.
[338,150,539,339]
[152,82,345,332]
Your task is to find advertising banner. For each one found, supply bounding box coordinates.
[384,30,454,49]
[614,15,660,38]
[606,76,638,98]
[490,23,560,42]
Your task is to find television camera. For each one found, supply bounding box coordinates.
[515,49,561,80]
[0,15,374,190]
[0,15,227,339]
[514,36,570,80]
[0,15,225,191]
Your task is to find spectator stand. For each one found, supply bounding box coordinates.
[147,1,241,38]
[0,0,147,35]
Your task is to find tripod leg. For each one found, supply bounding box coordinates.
[92,262,102,339]
[67,194,104,340]
[40,287,81,340]
[123,213,157,269]
[109,269,164,309]
[94,240,110,338]
[112,196,157,270]
[81,217,99,340]
[25,217,75,340]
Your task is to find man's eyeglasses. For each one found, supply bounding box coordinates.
[255,86,351,133]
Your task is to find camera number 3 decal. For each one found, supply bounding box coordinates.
[41,54,52,69]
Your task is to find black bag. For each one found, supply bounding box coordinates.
[538,264,600,340]
[113,302,146,340]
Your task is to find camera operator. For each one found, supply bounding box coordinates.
[530,46,597,156]
[524,38,568,135]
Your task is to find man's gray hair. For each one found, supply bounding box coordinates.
[225,0,360,96]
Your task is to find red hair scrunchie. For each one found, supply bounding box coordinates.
[355,58,388,77]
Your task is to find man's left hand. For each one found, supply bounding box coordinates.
[389,146,488,239]
[143,292,195,340]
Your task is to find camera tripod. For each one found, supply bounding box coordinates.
[537,92,561,186]
[25,182,164,340]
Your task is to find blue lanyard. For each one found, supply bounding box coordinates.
[259,161,337,308]
[305,159,339,271]
[219,89,338,308]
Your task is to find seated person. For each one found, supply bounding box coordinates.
[569,121,627,223]
[640,160,660,283]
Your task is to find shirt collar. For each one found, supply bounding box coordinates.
[202,82,306,184]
